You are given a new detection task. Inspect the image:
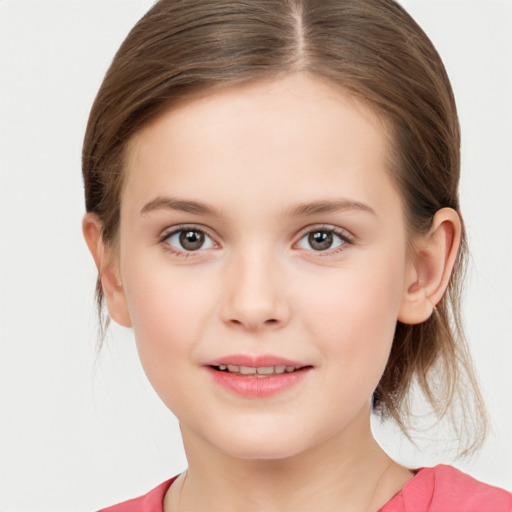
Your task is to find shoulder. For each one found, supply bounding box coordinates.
[382,465,512,512]
[97,476,178,512]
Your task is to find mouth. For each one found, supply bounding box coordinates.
[209,364,309,377]
[205,356,312,397]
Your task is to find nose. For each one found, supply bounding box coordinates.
[220,248,290,331]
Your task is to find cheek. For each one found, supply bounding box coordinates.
[122,265,216,380]
[301,254,406,385]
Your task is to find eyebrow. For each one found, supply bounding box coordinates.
[140,196,376,218]
[285,199,376,217]
[140,196,222,216]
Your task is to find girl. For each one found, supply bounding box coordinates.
[81,0,512,510]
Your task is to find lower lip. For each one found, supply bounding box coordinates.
[206,367,310,398]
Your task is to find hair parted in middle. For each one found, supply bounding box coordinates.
[82,0,486,454]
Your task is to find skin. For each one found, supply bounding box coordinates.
[84,73,461,511]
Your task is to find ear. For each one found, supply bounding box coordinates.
[398,208,461,325]
[82,213,132,327]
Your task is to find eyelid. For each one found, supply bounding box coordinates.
[293,224,354,252]
[158,224,220,253]
[295,224,354,242]
[159,223,218,240]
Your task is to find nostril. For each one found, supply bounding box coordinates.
[227,317,279,328]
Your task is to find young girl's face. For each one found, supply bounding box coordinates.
[112,73,416,459]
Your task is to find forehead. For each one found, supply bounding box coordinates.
[122,73,399,217]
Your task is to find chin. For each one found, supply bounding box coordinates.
[220,442,306,461]
[209,425,325,462]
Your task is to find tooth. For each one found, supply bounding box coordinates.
[227,365,240,372]
[218,365,227,371]
[275,365,286,374]
[239,366,257,375]
[285,366,296,373]
[256,366,275,375]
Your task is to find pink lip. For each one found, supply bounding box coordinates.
[204,354,307,368]
[204,354,312,398]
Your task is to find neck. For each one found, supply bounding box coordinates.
[166,409,412,512]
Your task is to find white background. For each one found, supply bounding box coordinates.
[0,1,511,510]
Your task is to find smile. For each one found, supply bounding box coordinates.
[211,364,304,376]
[205,355,312,397]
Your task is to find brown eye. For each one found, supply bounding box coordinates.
[296,228,347,252]
[180,230,205,251]
[164,228,215,252]
[308,231,333,251]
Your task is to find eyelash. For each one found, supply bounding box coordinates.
[294,225,353,256]
[158,224,353,258]
[159,225,218,257]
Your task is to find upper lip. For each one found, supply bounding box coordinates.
[204,354,309,368]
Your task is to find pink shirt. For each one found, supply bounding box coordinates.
[99,465,512,512]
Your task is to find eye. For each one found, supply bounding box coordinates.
[296,228,347,252]
[164,228,216,252]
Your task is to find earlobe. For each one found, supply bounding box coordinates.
[398,208,461,325]
[82,213,132,327]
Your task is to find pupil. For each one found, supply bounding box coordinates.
[180,230,204,250]
[309,231,333,251]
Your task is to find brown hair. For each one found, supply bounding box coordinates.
[83,0,486,453]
